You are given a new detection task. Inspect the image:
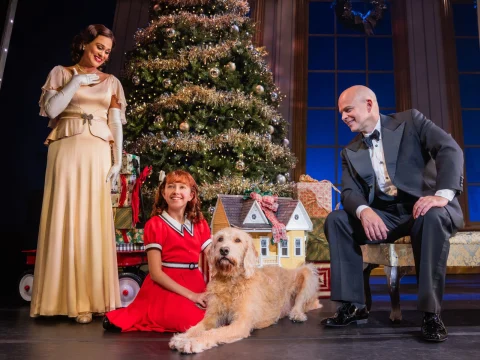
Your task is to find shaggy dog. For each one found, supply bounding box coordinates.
[169,227,320,354]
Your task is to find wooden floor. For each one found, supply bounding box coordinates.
[1,274,480,360]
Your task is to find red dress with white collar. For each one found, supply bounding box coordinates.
[105,212,212,332]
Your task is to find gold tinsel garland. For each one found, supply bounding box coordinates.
[199,176,295,202]
[152,0,250,16]
[131,85,282,121]
[128,128,296,165]
[135,12,249,45]
[126,40,244,76]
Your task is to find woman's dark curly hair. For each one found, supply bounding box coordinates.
[71,24,116,65]
[151,170,204,224]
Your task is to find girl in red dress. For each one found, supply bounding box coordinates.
[103,170,212,332]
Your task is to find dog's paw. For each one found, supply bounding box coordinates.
[169,333,188,350]
[179,337,215,354]
[289,310,307,323]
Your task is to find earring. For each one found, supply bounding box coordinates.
[81,45,85,50]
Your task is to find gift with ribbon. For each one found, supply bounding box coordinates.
[115,228,144,244]
[248,191,288,244]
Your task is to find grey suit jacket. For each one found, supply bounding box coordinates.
[340,109,464,229]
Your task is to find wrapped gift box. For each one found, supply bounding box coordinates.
[111,173,137,194]
[113,207,134,229]
[111,193,132,208]
[309,261,331,299]
[115,229,144,244]
[121,153,140,175]
[293,178,335,218]
[305,218,330,261]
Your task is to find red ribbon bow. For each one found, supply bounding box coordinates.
[249,192,287,244]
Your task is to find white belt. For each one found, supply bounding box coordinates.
[163,262,198,270]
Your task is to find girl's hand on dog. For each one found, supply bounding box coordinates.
[190,292,208,309]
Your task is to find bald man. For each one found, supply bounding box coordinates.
[321,86,464,342]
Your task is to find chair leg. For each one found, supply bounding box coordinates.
[363,263,378,312]
[384,265,406,323]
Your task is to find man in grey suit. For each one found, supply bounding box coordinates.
[321,86,464,342]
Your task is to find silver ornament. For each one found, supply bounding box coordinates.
[276,174,287,185]
[271,118,279,125]
[162,78,172,88]
[271,92,278,101]
[285,173,290,180]
[209,206,215,215]
[165,28,176,38]
[132,75,140,85]
[235,160,245,171]
[267,125,275,134]
[264,133,272,141]
[282,138,290,147]
[209,67,220,78]
[225,62,236,71]
[254,85,264,94]
[231,24,240,33]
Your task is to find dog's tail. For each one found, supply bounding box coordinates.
[296,263,322,311]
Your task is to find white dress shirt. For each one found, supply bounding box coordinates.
[355,119,455,219]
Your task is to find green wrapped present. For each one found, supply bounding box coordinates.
[115,229,144,244]
[306,217,330,261]
[113,207,134,229]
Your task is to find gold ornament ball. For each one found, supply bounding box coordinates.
[209,67,220,78]
[162,78,172,88]
[225,62,236,71]
[267,125,275,134]
[235,160,245,171]
[165,28,176,38]
[254,85,265,94]
[179,122,190,132]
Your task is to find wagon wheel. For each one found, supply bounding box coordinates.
[118,273,143,307]
[18,270,34,303]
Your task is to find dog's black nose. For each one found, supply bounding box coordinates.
[220,247,229,256]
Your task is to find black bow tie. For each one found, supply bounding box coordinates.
[363,129,380,148]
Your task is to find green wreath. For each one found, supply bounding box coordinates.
[332,0,387,35]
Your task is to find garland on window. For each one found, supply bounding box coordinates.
[332,0,387,35]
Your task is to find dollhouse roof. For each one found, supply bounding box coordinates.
[215,195,313,232]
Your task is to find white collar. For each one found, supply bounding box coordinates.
[364,117,381,138]
[160,211,194,236]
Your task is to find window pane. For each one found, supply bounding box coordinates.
[307,110,336,145]
[309,2,334,34]
[295,248,301,256]
[452,4,479,37]
[368,37,394,71]
[306,148,336,182]
[308,73,335,107]
[462,111,480,146]
[261,248,267,256]
[295,239,301,247]
[282,248,288,256]
[368,73,396,108]
[337,72,367,99]
[456,39,480,72]
[467,186,480,222]
[459,75,480,108]
[309,37,335,70]
[465,148,480,183]
[337,37,366,70]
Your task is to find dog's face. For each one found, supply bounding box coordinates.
[209,228,258,278]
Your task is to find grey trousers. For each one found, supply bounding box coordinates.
[324,206,455,314]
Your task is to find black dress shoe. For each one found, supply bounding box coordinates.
[421,313,448,342]
[102,316,122,332]
[321,303,369,327]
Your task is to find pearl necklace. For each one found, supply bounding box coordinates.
[75,63,99,74]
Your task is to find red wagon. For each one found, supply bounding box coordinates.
[18,248,148,307]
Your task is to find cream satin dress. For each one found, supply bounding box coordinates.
[30,66,125,317]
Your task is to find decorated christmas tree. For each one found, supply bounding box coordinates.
[123,0,296,216]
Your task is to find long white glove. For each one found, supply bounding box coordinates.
[106,108,123,183]
[43,68,100,119]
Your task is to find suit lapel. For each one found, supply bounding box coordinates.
[346,138,375,203]
[380,114,405,182]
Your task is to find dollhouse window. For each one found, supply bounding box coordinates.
[294,238,302,256]
[260,237,269,256]
[280,239,289,257]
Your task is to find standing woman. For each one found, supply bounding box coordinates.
[31,24,125,323]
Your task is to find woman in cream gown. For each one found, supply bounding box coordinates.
[30,25,125,324]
